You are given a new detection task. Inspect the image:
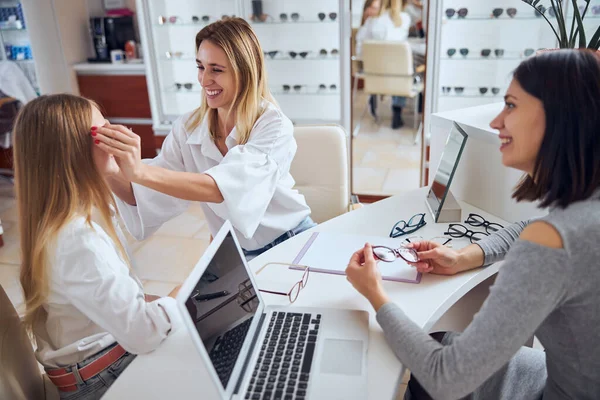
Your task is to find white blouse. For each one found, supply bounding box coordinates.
[356,11,412,57]
[117,102,311,251]
[35,214,179,368]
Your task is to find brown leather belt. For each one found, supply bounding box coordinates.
[45,344,127,392]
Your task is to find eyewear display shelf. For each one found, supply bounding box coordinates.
[0,0,38,92]
[427,0,558,114]
[137,0,351,136]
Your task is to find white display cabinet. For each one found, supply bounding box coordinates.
[137,0,351,136]
[426,0,559,115]
[0,0,38,91]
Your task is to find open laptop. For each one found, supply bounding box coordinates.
[177,220,369,400]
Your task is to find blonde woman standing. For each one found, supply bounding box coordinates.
[356,0,411,129]
[96,18,314,258]
[13,94,181,399]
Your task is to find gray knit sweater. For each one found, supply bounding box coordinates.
[376,191,600,400]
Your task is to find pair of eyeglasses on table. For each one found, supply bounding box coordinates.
[255,262,310,303]
[378,213,505,262]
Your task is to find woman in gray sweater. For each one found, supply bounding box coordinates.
[345,49,600,400]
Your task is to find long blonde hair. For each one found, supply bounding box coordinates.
[13,94,129,329]
[379,0,408,27]
[185,17,277,145]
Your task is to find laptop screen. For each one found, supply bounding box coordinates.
[183,232,259,389]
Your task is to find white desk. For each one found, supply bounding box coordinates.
[105,187,507,400]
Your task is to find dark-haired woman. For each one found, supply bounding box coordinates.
[345,49,600,399]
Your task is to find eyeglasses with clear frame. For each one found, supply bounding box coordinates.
[255,263,310,303]
[403,235,453,247]
[372,246,419,263]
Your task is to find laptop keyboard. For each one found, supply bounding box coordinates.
[245,312,321,400]
[209,318,253,387]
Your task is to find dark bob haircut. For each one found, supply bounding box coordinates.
[512,49,600,209]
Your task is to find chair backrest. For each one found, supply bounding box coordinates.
[362,40,414,96]
[291,126,349,224]
[0,284,56,400]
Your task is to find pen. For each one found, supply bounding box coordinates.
[194,290,230,301]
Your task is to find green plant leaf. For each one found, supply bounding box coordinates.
[572,0,586,48]
[589,26,600,50]
[551,0,568,47]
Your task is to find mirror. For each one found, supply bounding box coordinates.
[426,122,468,222]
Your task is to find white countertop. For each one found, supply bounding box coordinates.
[73,62,146,75]
[105,187,506,400]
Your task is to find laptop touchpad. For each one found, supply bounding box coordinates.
[319,339,363,375]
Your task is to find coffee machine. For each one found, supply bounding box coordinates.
[89,16,135,62]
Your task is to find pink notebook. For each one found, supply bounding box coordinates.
[289,232,422,284]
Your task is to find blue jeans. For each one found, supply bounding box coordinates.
[243,216,317,260]
[392,96,407,107]
[55,344,136,400]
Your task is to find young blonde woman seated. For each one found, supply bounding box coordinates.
[13,94,180,399]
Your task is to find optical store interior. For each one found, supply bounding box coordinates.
[1,0,600,399]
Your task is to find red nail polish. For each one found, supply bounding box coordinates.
[91,131,97,136]
[91,126,97,130]
[94,140,100,145]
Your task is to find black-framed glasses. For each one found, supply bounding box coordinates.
[389,213,426,238]
[445,224,488,243]
[492,8,517,18]
[175,82,193,90]
[481,49,504,58]
[464,213,504,234]
[477,87,501,95]
[282,84,303,92]
[534,5,547,17]
[445,8,468,18]
[319,48,339,57]
[191,15,210,23]
[280,12,300,22]
[256,263,310,303]
[373,246,419,263]
[318,12,337,21]
[318,84,338,91]
[446,48,468,57]
[264,50,279,59]
[289,51,309,59]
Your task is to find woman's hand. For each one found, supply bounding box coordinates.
[345,243,390,311]
[405,241,463,275]
[94,123,144,182]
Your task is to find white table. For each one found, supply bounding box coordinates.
[105,188,507,400]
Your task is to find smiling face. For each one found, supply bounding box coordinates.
[197,39,236,111]
[489,79,546,175]
[90,105,119,176]
[366,0,381,17]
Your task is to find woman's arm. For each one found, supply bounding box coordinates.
[58,227,179,354]
[347,222,566,400]
[475,220,533,265]
[135,164,224,203]
[95,123,223,203]
[106,172,136,206]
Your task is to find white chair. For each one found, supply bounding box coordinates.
[291,126,359,224]
[0,284,60,400]
[352,40,423,138]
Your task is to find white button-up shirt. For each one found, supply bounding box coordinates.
[117,102,311,251]
[356,12,412,57]
[35,214,179,368]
